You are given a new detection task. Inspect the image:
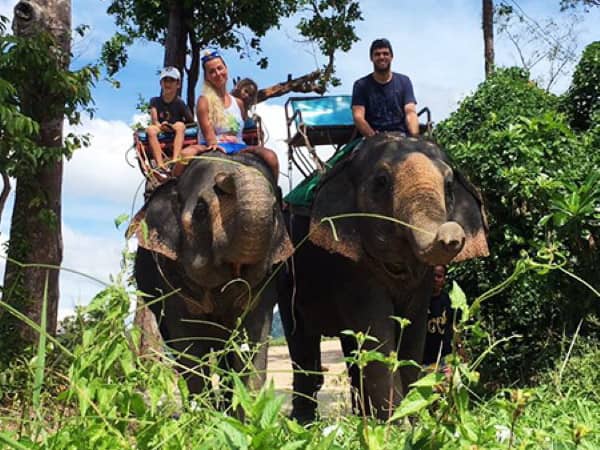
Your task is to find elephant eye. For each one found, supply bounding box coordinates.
[372,173,390,193]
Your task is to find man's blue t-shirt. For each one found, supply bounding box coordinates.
[351,72,416,134]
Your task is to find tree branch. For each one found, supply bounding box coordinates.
[256,70,326,103]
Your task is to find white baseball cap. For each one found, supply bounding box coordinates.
[160,66,181,81]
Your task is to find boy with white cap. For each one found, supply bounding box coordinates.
[145,66,194,172]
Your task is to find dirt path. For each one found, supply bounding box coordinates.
[267,339,351,416]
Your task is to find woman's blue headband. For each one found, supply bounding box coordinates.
[201,50,222,65]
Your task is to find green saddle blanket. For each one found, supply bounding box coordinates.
[284,138,362,207]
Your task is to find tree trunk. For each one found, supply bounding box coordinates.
[3,0,70,345]
[187,36,201,112]
[483,0,495,78]
[164,0,187,95]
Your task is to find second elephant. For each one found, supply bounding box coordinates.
[278,134,489,421]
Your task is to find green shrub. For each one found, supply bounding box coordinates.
[561,41,600,131]
[435,67,600,385]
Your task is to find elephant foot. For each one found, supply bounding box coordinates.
[290,406,318,425]
[291,396,318,424]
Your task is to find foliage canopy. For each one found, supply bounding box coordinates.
[0,19,98,179]
[562,41,600,131]
[102,0,363,107]
[435,67,600,384]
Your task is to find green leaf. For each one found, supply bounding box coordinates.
[114,213,130,229]
[232,375,253,417]
[279,441,307,450]
[389,388,440,422]
[219,420,249,450]
[449,281,469,322]
[409,372,444,388]
[259,391,284,429]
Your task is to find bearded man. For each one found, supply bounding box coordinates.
[351,38,419,137]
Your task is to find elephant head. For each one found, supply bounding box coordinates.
[130,152,293,296]
[309,134,488,274]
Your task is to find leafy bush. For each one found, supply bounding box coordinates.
[435,67,600,384]
[561,41,600,131]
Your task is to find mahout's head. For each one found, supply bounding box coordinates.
[432,264,447,295]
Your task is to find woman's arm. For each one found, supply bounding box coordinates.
[197,96,218,147]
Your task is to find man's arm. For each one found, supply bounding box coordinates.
[352,105,376,138]
[404,102,419,137]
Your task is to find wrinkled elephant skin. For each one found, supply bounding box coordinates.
[132,152,292,395]
[278,134,488,421]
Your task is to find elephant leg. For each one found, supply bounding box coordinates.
[396,272,434,396]
[290,332,322,423]
[362,356,402,420]
[278,287,322,422]
[343,334,401,420]
[171,340,212,395]
[232,281,276,391]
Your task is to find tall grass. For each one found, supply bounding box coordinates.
[0,245,598,449]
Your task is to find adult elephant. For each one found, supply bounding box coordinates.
[278,133,489,421]
[131,151,292,394]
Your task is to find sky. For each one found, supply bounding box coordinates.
[0,0,598,319]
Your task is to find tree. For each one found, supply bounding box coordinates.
[434,67,600,384]
[103,0,363,110]
[496,2,582,91]
[560,0,600,11]
[562,41,600,130]
[483,0,495,78]
[0,1,98,359]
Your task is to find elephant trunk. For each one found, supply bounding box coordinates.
[393,153,465,265]
[217,166,275,265]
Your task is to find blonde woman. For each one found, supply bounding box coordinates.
[180,51,278,179]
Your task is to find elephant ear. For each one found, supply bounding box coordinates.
[127,181,181,260]
[270,208,294,265]
[309,162,364,262]
[450,170,489,262]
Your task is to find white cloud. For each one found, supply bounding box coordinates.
[58,223,131,319]
[0,1,12,21]
[0,222,124,321]
[64,116,144,205]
